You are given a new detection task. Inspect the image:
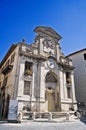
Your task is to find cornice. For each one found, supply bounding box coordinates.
[19,51,47,61]
[58,62,74,70]
[34,26,62,40]
[0,44,17,68]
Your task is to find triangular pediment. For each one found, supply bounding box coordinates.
[34,26,62,40]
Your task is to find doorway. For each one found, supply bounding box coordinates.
[45,72,59,112]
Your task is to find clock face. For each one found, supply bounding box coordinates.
[47,58,56,69]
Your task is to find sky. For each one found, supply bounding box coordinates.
[0,0,86,61]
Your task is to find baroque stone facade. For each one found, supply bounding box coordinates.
[0,26,77,118]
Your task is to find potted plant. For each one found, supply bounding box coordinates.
[67,78,71,84]
[24,70,32,76]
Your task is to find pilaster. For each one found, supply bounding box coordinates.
[17,60,25,97]
[71,72,77,102]
[59,69,64,99]
[63,71,67,99]
[31,61,38,100]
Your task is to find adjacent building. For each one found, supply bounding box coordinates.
[0,26,77,119]
[68,48,86,108]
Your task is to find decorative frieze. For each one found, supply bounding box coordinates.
[43,37,56,56]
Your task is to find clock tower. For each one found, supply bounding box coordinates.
[34,26,62,61]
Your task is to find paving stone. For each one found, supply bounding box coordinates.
[0,120,86,130]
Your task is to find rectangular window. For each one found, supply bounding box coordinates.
[67,87,71,98]
[24,61,33,76]
[25,61,32,71]
[66,72,71,84]
[84,53,86,60]
[24,81,30,95]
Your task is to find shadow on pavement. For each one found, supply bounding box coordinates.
[80,116,86,124]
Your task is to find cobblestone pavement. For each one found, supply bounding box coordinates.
[0,120,86,130]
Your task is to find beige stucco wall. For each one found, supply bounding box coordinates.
[69,50,86,106]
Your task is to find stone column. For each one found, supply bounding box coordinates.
[63,71,67,99]
[31,65,34,99]
[59,69,64,111]
[39,38,44,55]
[39,62,45,101]
[37,61,45,111]
[55,81,60,111]
[71,72,77,110]
[59,69,64,99]
[17,61,25,97]
[56,44,60,61]
[31,61,38,100]
[71,72,76,100]
[37,60,41,111]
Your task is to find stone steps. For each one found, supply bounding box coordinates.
[22,112,33,120]
[52,112,68,119]
[35,112,50,119]
[21,111,71,121]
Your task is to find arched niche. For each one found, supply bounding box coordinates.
[45,71,60,112]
